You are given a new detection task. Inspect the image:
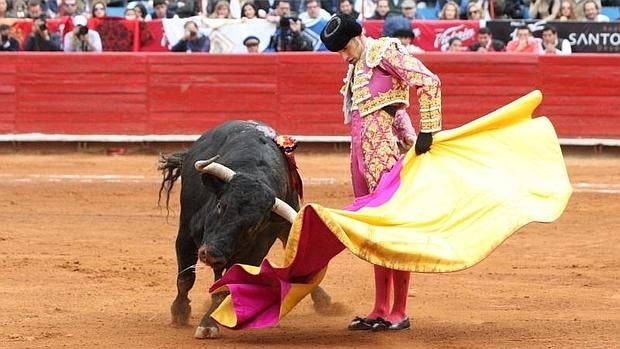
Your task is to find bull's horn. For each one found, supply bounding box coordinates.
[272,198,298,223]
[195,157,235,182]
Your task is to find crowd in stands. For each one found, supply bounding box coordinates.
[0,0,618,52]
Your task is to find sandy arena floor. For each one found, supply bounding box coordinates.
[0,150,618,349]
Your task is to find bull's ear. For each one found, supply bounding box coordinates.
[201,174,228,198]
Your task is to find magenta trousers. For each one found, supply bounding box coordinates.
[350,109,403,198]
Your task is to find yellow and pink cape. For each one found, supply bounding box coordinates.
[209,90,572,330]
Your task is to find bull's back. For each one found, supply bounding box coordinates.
[179,120,295,216]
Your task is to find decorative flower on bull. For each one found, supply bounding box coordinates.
[275,135,298,153]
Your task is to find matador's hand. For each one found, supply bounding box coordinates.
[415,132,433,155]
[401,134,415,151]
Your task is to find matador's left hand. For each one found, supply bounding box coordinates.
[415,132,433,155]
[401,134,416,151]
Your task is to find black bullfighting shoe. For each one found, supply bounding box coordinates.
[347,316,376,330]
[370,317,392,332]
[388,317,411,331]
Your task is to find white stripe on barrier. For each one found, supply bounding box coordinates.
[1,133,619,146]
[0,174,618,193]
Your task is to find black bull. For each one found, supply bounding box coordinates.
[158,121,331,339]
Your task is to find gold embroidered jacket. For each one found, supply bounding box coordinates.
[340,37,442,133]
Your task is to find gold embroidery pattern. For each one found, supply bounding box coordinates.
[353,40,411,117]
[365,37,404,68]
[361,110,399,192]
[381,45,443,133]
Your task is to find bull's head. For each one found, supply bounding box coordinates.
[193,156,297,271]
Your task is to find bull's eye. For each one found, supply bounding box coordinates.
[216,201,226,216]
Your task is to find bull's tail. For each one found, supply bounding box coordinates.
[158,151,186,210]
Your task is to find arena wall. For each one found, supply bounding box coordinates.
[0,53,618,144]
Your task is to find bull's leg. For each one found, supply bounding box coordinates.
[171,233,198,326]
[195,287,228,339]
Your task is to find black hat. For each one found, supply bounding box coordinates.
[320,14,362,52]
[243,35,260,46]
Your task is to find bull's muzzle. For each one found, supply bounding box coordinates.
[197,245,226,270]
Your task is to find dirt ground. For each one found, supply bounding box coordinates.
[0,148,619,349]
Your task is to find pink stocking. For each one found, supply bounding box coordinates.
[389,270,411,322]
[368,265,392,319]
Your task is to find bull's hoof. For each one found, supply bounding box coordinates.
[170,299,191,326]
[194,325,220,339]
[311,287,332,310]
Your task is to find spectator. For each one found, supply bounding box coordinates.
[499,0,526,19]
[91,0,106,18]
[241,2,259,19]
[529,0,560,20]
[265,0,314,51]
[171,20,211,52]
[583,0,609,21]
[128,2,151,21]
[393,27,424,54]
[506,25,538,53]
[253,0,274,17]
[266,0,296,23]
[59,0,83,18]
[447,37,463,51]
[338,0,360,20]
[465,0,494,19]
[24,15,61,50]
[387,0,407,15]
[555,0,579,20]
[468,27,505,51]
[368,0,391,19]
[574,0,601,18]
[539,25,571,55]
[355,0,378,19]
[0,0,13,18]
[151,0,176,19]
[382,12,409,36]
[400,0,423,19]
[439,0,459,19]
[63,14,102,52]
[209,0,232,18]
[243,35,260,52]
[300,0,332,20]
[466,2,483,19]
[299,0,329,51]
[124,7,138,19]
[0,23,19,51]
[26,0,43,18]
[11,0,26,17]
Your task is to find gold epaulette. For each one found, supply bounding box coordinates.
[365,37,409,68]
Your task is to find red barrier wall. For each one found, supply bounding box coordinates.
[0,53,619,139]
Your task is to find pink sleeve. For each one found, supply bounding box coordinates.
[379,45,442,133]
[392,109,416,141]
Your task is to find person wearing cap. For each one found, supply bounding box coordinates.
[63,14,102,52]
[400,0,424,19]
[320,13,441,332]
[387,0,409,15]
[243,35,261,53]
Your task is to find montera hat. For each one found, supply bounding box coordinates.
[320,14,362,52]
